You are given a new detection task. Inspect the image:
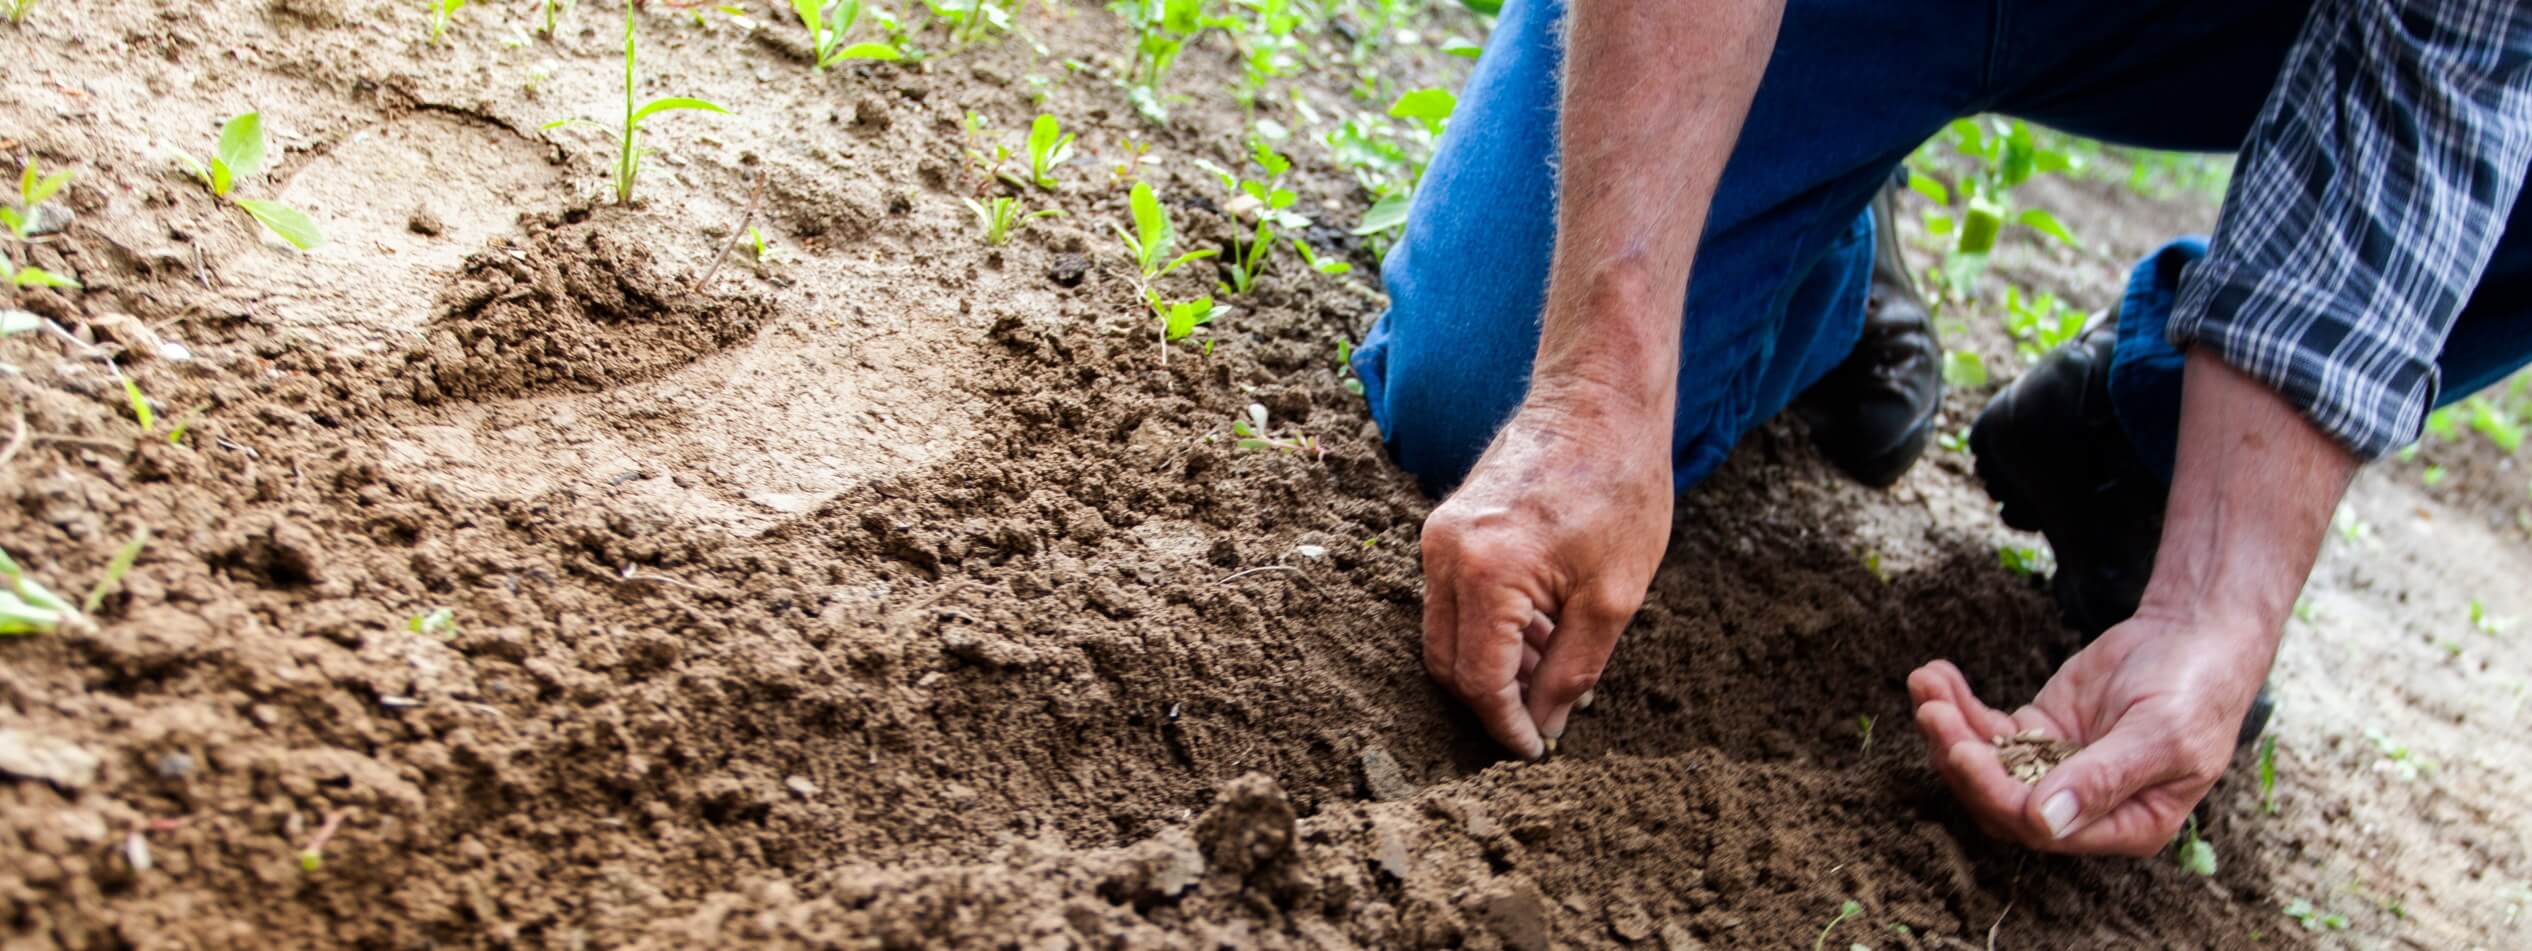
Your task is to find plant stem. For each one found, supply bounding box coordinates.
[617,0,638,204]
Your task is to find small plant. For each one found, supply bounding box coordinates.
[545,1,729,205]
[6,0,37,24]
[536,0,572,35]
[960,195,1058,245]
[3,159,71,240]
[2256,734,2280,815]
[426,0,466,44]
[1023,113,1075,190]
[2365,727,2427,782]
[1112,181,1218,361]
[1909,117,2082,295]
[0,547,76,635]
[1998,544,2053,577]
[2470,598,2510,636]
[4,246,77,290]
[1812,899,1862,951]
[1941,349,1988,389]
[1231,403,1325,458]
[2002,285,2084,363]
[1387,87,1456,136]
[1334,338,1364,395]
[82,528,148,614]
[174,113,326,249]
[1289,238,1352,278]
[1109,138,1154,184]
[1855,714,1875,752]
[1194,139,1315,295]
[1111,0,1222,117]
[2282,897,2348,932]
[921,0,1009,45]
[790,0,903,70]
[409,608,457,639]
[2174,815,2217,877]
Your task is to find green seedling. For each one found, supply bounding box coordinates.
[2469,396,2525,453]
[6,0,36,23]
[2422,464,2449,487]
[1936,427,1971,453]
[0,546,79,635]
[2174,815,2217,877]
[1231,0,1303,108]
[1998,544,2052,577]
[536,0,572,35]
[1334,338,1364,396]
[1860,549,1890,583]
[409,608,457,638]
[2002,286,2084,363]
[2426,405,2463,441]
[545,1,728,205]
[1290,238,1352,277]
[1231,402,1325,458]
[1812,900,1862,951]
[1387,87,1456,136]
[1855,714,1875,752]
[1111,0,1223,118]
[1113,181,1220,362]
[2281,898,2348,932]
[2365,727,2427,782]
[120,374,157,433]
[426,0,466,44]
[1195,140,1311,295]
[2256,734,2279,815]
[790,0,903,70]
[960,195,1058,246]
[1109,138,1154,183]
[1909,117,2082,296]
[174,113,326,250]
[2332,506,2372,543]
[4,246,78,290]
[81,528,148,614]
[3,159,71,240]
[1023,114,1075,190]
[2470,598,2510,636]
[1941,349,1988,389]
[921,0,1009,45]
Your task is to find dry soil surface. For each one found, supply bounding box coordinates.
[2,2,2527,949]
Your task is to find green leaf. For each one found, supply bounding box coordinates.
[1441,37,1482,58]
[1352,192,1410,236]
[1905,170,1949,206]
[233,199,325,250]
[1941,349,1988,389]
[630,97,729,124]
[12,266,79,289]
[121,376,156,432]
[2177,837,2217,877]
[2014,207,2079,247]
[831,42,902,60]
[26,167,71,207]
[210,158,234,198]
[1156,248,1216,277]
[81,527,148,614]
[1387,88,1457,129]
[1128,181,1172,270]
[1458,0,1501,14]
[216,113,267,183]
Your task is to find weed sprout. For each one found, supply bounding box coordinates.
[791,0,904,70]
[1231,403,1325,458]
[1024,114,1075,190]
[960,195,1058,245]
[427,0,467,44]
[546,1,730,204]
[174,113,326,250]
[1112,181,1219,362]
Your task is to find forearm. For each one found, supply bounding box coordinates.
[2137,351,2359,651]
[1533,0,1786,417]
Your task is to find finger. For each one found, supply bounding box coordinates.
[1522,611,1553,650]
[1907,661,2020,741]
[1451,575,1545,759]
[1945,739,2040,845]
[1518,642,1542,681]
[2025,725,2196,851]
[1524,586,1635,743]
[1420,553,1460,683]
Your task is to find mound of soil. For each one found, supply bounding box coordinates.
[0,2,2381,948]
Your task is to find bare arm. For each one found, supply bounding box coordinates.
[1912,352,2355,853]
[1421,0,1786,759]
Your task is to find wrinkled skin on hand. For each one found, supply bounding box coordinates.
[1418,397,1673,758]
[1907,605,2272,855]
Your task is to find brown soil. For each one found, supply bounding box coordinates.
[3,2,2525,949]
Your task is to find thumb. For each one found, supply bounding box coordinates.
[2025,726,2185,850]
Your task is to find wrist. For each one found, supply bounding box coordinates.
[1532,270,1683,420]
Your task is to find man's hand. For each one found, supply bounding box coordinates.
[1420,394,1673,758]
[1913,351,2355,853]
[1906,604,2272,853]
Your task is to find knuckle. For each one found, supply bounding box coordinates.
[1541,668,1601,702]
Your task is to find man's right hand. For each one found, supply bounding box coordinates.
[1419,392,1674,758]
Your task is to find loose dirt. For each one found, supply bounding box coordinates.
[4,3,2527,949]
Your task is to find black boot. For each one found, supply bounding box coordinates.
[1970,315,2274,747]
[1795,186,1944,488]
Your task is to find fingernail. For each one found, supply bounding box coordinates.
[1576,689,1596,711]
[1541,736,1558,756]
[2040,791,2079,838]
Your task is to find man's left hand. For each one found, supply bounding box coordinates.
[1906,603,2274,855]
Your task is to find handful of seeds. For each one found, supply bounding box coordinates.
[1993,729,2079,784]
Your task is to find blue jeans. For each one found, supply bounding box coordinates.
[1354,0,2532,493]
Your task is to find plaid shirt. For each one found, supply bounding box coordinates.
[2168,0,2532,459]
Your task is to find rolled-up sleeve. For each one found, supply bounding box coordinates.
[2169,0,2532,459]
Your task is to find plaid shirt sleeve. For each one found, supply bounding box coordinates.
[2168,0,2532,459]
